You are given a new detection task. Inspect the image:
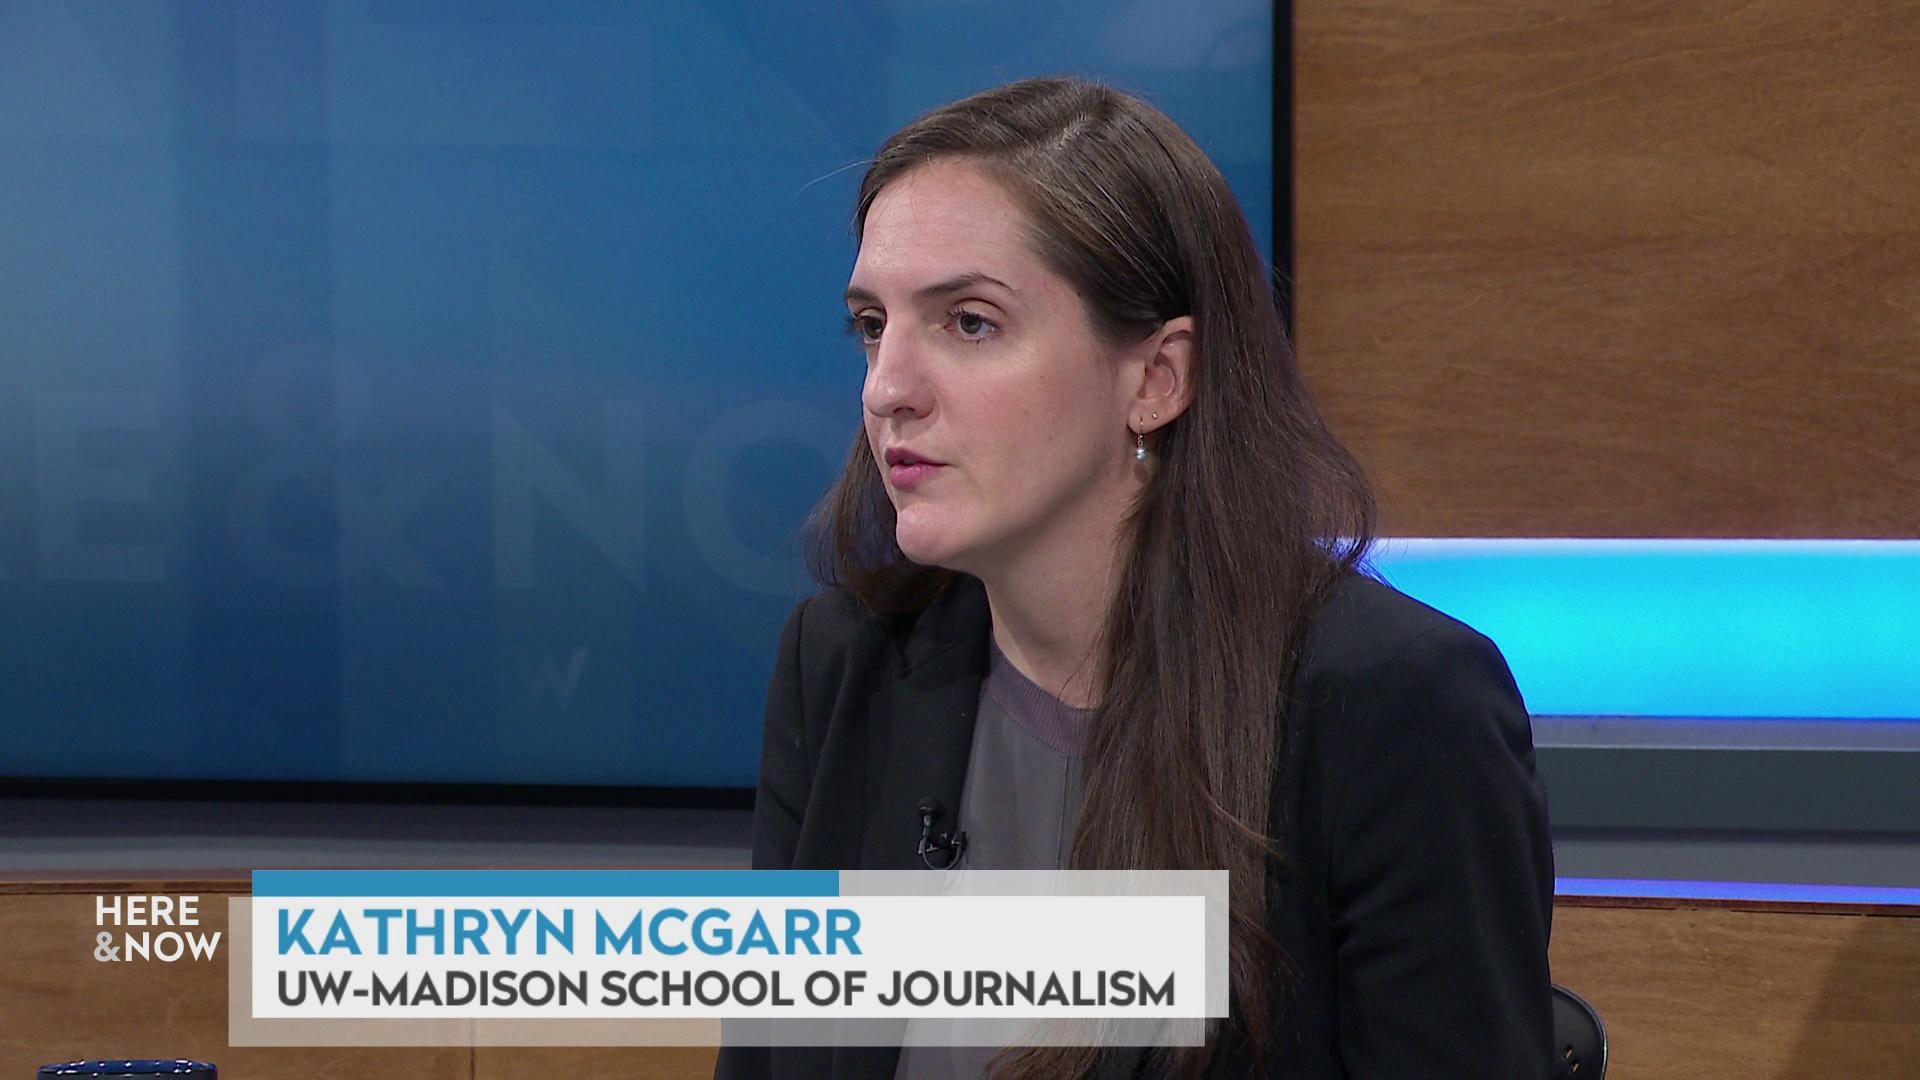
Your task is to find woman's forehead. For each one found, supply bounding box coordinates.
[851,162,1043,297]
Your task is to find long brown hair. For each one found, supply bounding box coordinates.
[806,77,1375,1078]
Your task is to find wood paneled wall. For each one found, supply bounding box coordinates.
[5,879,1918,1079]
[1551,896,1920,1077]
[1294,0,1920,537]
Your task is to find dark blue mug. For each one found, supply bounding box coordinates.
[38,1063,215,1078]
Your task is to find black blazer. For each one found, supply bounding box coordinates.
[715,571,1555,1079]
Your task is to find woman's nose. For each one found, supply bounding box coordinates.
[862,327,930,419]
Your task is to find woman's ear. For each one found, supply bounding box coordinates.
[1136,315,1196,426]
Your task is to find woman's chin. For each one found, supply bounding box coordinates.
[894,520,966,570]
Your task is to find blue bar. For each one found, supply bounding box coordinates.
[1556,876,1920,907]
[252,869,840,897]
[1371,539,1920,721]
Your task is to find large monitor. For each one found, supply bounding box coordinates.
[0,1,1279,792]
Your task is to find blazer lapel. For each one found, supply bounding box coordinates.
[858,574,992,872]
[835,576,991,1078]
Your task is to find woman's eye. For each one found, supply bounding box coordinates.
[845,313,884,345]
[948,308,997,343]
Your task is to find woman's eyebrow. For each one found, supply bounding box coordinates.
[844,271,1017,308]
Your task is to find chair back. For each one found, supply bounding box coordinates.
[1550,983,1607,1078]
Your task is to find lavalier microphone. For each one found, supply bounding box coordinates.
[915,797,968,870]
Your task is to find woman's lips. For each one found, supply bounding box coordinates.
[889,463,944,490]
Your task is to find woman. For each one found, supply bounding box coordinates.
[717,78,1554,1078]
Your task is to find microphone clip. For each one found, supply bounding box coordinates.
[916,798,968,870]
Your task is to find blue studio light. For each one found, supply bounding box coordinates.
[1367,539,1920,721]
[1554,877,1920,906]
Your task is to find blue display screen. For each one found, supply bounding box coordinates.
[1373,540,1920,722]
[0,1,1276,786]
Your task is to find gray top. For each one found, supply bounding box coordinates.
[893,636,1097,1080]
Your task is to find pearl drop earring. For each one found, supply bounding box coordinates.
[1134,429,1147,461]
[1133,413,1157,462]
